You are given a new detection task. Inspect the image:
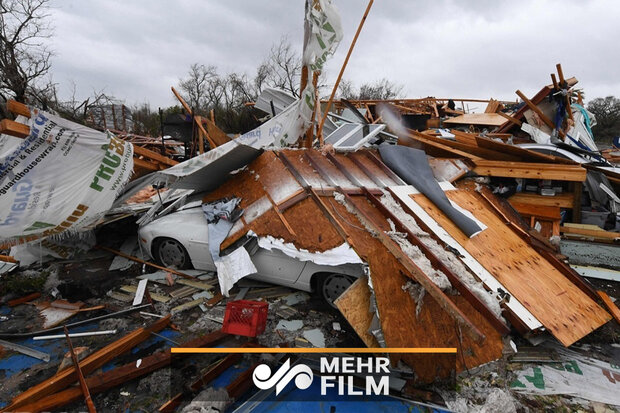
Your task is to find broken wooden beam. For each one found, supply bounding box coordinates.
[64,326,97,413]
[2,316,171,412]
[16,330,227,413]
[96,245,197,280]
[8,292,41,307]
[0,118,30,138]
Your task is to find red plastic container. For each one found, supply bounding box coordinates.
[221,300,269,337]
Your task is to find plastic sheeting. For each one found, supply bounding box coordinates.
[202,198,257,296]
[379,145,483,238]
[0,109,134,244]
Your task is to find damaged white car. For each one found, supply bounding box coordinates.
[138,201,364,306]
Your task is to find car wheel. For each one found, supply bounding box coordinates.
[318,273,355,308]
[153,237,192,269]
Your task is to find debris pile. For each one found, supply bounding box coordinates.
[1,3,619,412]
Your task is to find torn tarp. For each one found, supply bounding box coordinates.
[202,198,256,296]
[0,109,134,244]
[379,145,483,237]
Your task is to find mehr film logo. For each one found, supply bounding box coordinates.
[252,356,390,396]
[171,347,458,398]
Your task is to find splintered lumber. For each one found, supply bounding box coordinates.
[7,99,31,118]
[8,292,41,307]
[325,193,503,383]
[473,135,575,164]
[409,188,611,346]
[515,89,558,133]
[399,131,483,160]
[339,191,485,343]
[0,118,30,138]
[497,111,522,127]
[16,330,227,413]
[472,160,586,181]
[363,188,510,336]
[2,316,171,412]
[334,276,380,348]
[170,86,216,150]
[132,145,178,167]
[97,245,197,280]
[408,130,521,161]
[64,327,97,413]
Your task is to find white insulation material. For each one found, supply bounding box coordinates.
[254,232,363,266]
[381,192,502,319]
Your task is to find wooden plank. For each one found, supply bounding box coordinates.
[97,245,197,280]
[510,202,561,221]
[8,292,41,307]
[399,132,483,160]
[410,188,611,346]
[0,119,30,138]
[334,276,380,347]
[560,226,620,241]
[443,113,507,127]
[597,291,620,324]
[7,100,31,118]
[64,327,97,413]
[410,130,522,161]
[473,135,575,164]
[516,89,561,136]
[132,145,178,167]
[508,192,574,208]
[340,192,485,343]
[472,160,586,181]
[17,331,227,413]
[2,316,171,412]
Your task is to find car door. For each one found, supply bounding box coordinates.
[250,247,306,287]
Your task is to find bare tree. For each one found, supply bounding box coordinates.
[257,37,302,97]
[178,63,218,113]
[0,0,53,103]
[337,78,403,101]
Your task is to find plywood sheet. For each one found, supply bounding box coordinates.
[328,196,504,383]
[411,189,611,346]
[334,276,379,348]
[443,113,507,127]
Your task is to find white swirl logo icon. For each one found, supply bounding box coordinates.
[252,358,314,395]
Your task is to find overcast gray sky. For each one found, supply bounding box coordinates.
[48,0,620,111]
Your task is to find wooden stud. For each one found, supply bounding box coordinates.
[515,90,557,132]
[7,100,31,118]
[0,119,30,138]
[3,316,171,412]
[472,160,587,182]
